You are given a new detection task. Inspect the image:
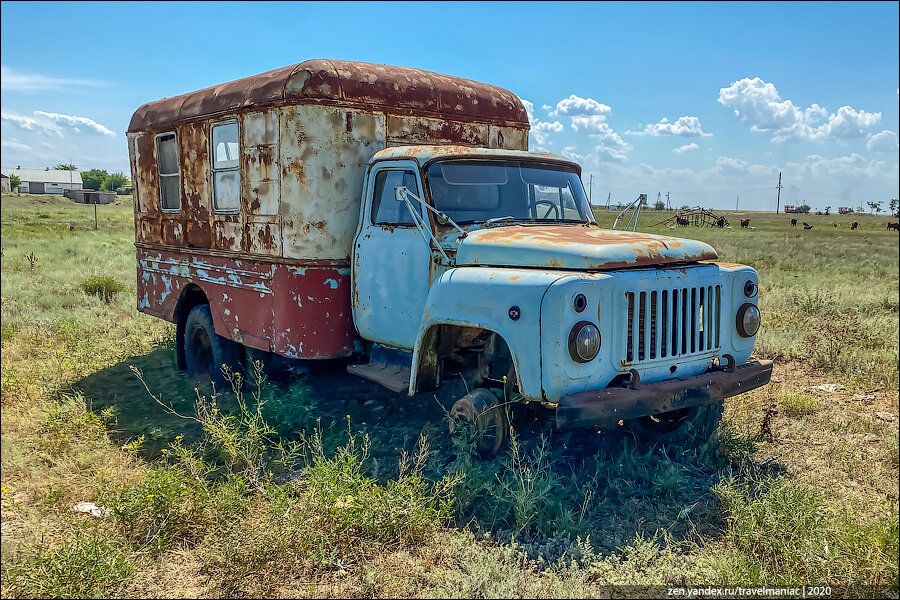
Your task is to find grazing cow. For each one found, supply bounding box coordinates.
[675,216,690,227]
[888,222,900,232]
[851,221,859,230]
[833,223,840,227]
[803,222,813,230]
[716,217,726,228]
[740,218,750,229]
[791,218,798,227]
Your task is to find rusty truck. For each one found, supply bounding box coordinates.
[128,59,772,455]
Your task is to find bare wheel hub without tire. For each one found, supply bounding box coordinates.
[449,388,509,457]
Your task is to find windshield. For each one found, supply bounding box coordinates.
[425,160,593,225]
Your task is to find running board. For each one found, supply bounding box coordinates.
[346,344,411,393]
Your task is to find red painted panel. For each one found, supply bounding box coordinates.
[272,265,356,359]
[137,246,356,359]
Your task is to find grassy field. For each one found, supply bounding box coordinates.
[1,193,898,598]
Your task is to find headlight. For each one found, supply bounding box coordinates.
[736,303,761,337]
[569,321,601,363]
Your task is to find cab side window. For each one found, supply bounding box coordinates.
[371,170,419,225]
[212,121,241,213]
[156,132,180,211]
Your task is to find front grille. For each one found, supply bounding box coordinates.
[625,285,721,363]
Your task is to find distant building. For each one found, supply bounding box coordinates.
[63,189,116,204]
[783,205,797,213]
[0,174,9,193]
[838,206,854,215]
[0,167,83,194]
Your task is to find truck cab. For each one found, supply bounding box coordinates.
[349,145,771,451]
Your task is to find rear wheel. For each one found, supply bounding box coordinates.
[449,388,509,457]
[183,304,242,388]
[627,401,724,443]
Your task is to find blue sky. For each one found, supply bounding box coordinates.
[2,1,897,211]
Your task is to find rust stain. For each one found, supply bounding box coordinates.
[704,261,746,270]
[301,220,328,235]
[285,158,306,184]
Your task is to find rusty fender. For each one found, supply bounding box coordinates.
[555,360,773,430]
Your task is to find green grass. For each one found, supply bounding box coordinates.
[2,194,898,597]
[3,534,135,598]
[714,472,899,587]
[778,392,822,417]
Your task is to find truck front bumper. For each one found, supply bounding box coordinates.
[555,360,774,430]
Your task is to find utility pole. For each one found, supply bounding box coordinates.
[775,172,783,214]
[666,191,671,210]
[588,174,593,204]
[605,192,611,210]
[736,196,739,211]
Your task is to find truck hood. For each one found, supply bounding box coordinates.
[454,225,717,270]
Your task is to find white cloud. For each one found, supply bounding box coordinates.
[519,98,563,147]
[570,115,609,134]
[551,94,611,117]
[543,94,630,163]
[3,110,117,138]
[561,146,584,161]
[673,143,700,153]
[867,130,899,153]
[2,110,125,172]
[718,77,802,130]
[0,65,101,91]
[629,115,711,137]
[718,77,881,142]
[1,139,34,152]
[796,153,880,176]
[520,99,536,124]
[533,120,563,133]
[34,111,117,137]
[1,112,43,131]
[594,144,630,163]
[578,120,631,163]
[715,156,751,174]
[531,120,564,147]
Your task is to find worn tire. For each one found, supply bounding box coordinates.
[626,401,724,443]
[183,304,242,388]
[449,388,509,457]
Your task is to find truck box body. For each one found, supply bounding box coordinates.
[128,60,529,359]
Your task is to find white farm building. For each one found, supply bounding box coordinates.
[0,167,83,194]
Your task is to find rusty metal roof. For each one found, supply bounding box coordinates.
[128,59,529,133]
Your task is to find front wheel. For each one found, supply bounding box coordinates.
[449,388,509,457]
[626,401,724,443]
[183,304,242,388]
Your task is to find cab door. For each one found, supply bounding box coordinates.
[352,161,431,350]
